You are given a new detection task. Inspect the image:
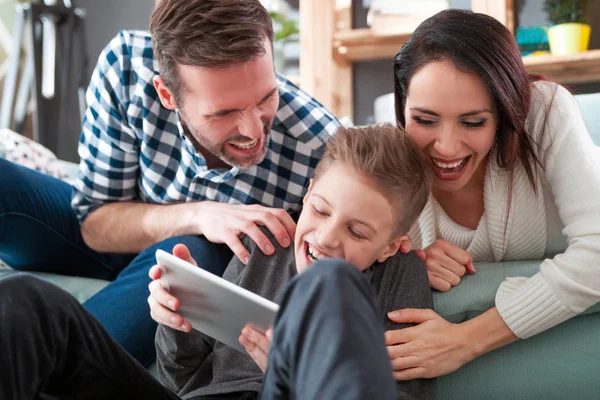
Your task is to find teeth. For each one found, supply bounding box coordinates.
[307,244,327,261]
[433,158,465,169]
[230,139,258,150]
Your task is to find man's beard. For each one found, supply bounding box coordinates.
[182,118,271,169]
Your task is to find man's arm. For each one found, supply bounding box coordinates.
[82,200,295,261]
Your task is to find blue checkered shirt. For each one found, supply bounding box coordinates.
[72,31,340,222]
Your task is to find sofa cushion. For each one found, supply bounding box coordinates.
[434,261,600,400]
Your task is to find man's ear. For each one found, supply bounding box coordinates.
[302,179,314,205]
[153,76,178,110]
[377,234,410,263]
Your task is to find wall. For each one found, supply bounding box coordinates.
[76,0,154,84]
[352,0,600,125]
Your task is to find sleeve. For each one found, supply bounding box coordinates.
[495,82,600,338]
[376,252,436,400]
[155,236,262,392]
[155,325,215,394]
[378,252,434,332]
[71,31,141,222]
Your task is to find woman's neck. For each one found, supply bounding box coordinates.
[433,157,488,230]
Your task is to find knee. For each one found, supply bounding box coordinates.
[295,259,368,295]
[0,273,68,312]
[302,258,361,281]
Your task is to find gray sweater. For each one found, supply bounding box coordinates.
[156,234,434,400]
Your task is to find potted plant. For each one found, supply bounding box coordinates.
[543,0,591,55]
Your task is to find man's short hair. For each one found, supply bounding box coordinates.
[313,124,430,236]
[150,0,274,103]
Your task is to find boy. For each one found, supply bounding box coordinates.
[0,124,432,399]
[150,124,434,399]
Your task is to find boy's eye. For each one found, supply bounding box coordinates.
[413,116,436,126]
[462,119,487,128]
[348,228,367,240]
[312,206,328,217]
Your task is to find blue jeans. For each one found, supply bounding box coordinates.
[0,158,232,366]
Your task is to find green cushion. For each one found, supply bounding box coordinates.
[0,269,110,303]
[434,261,600,400]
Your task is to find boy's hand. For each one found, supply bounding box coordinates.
[147,244,194,332]
[419,239,475,292]
[239,325,273,373]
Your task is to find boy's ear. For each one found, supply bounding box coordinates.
[302,179,314,204]
[377,234,410,263]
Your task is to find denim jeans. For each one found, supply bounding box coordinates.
[0,158,232,365]
[0,261,398,400]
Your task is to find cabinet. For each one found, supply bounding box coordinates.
[299,0,600,120]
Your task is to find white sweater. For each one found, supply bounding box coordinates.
[409,81,600,339]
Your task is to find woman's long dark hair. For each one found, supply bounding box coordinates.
[394,9,547,194]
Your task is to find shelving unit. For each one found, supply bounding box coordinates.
[299,0,600,121]
[523,49,600,84]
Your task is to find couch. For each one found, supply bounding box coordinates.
[1,92,599,399]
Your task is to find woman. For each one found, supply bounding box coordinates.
[386,9,600,379]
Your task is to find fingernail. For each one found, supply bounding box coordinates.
[265,244,274,253]
[388,311,400,319]
[467,262,476,274]
[283,238,290,247]
[243,256,250,264]
[168,300,175,309]
[170,315,179,324]
[266,329,273,339]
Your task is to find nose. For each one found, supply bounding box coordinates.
[316,221,340,249]
[238,108,264,140]
[433,123,461,158]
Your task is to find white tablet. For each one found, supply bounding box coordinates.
[155,249,279,353]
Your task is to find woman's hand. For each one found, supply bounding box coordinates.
[385,308,476,379]
[147,244,194,332]
[239,325,273,373]
[419,239,475,291]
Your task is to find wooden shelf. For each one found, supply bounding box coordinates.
[523,49,600,85]
[333,28,411,62]
[333,28,600,84]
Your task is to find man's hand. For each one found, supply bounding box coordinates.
[239,325,272,373]
[418,239,475,291]
[198,202,296,264]
[147,244,194,332]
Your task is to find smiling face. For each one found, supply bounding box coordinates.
[154,40,279,169]
[404,60,498,193]
[293,162,408,274]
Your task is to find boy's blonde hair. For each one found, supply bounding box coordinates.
[313,123,430,236]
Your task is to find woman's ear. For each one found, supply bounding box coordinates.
[153,76,178,110]
[377,234,410,263]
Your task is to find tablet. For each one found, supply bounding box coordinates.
[155,249,280,353]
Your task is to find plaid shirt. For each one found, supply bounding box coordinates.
[72,31,340,222]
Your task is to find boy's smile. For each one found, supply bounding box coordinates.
[293,162,408,273]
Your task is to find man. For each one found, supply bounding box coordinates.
[0,0,339,365]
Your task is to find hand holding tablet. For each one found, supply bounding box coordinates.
[155,250,279,353]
